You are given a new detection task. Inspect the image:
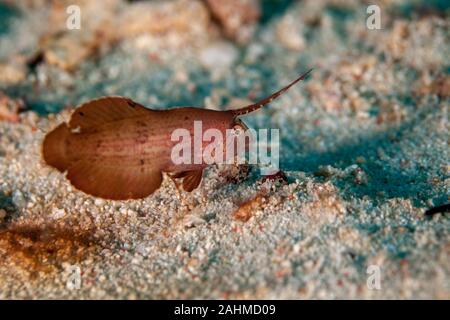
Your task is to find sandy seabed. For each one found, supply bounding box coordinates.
[0,0,449,299]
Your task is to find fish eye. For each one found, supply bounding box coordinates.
[232,124,244,135]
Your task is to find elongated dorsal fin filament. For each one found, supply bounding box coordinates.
[231,69,313,116]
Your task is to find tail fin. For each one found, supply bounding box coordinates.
[42,123,71,172]
[231,69,313,116]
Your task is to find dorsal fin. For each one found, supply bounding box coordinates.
[69,96,152,132]
[231,69,312,116]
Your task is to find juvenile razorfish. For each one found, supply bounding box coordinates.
[42,69,312,200]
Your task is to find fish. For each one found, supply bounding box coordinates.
[42,69,312,200]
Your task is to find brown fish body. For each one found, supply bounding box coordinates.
[65,107,234,170]
[43,100,236,199]
[43,70,312,199]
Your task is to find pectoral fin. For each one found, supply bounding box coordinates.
[182,170,203,192]
[66,159,163,200]
[169,170,203,192]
